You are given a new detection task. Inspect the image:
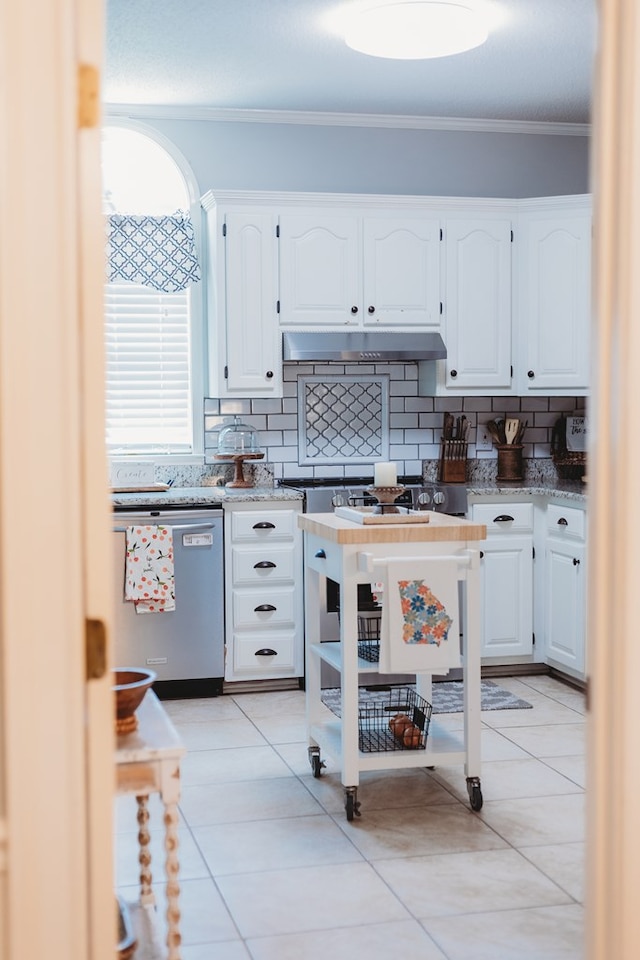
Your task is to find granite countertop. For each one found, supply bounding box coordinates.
[111,485,304,509]
[467,478,587,504]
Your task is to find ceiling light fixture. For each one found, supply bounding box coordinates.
[343,1,490,60]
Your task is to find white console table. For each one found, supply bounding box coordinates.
[116,691,186,960]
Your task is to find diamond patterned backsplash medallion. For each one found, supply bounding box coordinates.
[298,375,389,465]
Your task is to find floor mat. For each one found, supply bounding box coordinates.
[321,679,533,716]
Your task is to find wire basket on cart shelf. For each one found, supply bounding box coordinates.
[358,686,433,752]
[357,610,381,662]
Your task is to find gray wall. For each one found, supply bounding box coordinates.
[145,118,590,200]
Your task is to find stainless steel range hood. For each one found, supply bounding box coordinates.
[282,330,447,362]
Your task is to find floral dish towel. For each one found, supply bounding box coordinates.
[124,525,175,614]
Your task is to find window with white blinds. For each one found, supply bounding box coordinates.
[104,281,193,454]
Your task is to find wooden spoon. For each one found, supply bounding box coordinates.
[505,418,520,444]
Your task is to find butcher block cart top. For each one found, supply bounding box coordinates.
[298,511,487,821]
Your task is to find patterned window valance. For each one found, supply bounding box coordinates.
[106,211,201,292]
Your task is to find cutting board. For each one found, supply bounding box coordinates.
[111,483,171,493]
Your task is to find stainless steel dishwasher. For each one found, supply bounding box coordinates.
[112,506,225,698]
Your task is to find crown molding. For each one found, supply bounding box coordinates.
[201,189,591,211]
[104,104,590,137]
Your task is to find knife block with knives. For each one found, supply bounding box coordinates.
[438,412,469,482]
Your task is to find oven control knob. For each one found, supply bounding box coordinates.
[332,493,346,508]
[433,491,445,506]
[417,492,431,506]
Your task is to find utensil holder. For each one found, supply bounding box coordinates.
[438,439,468,483]
[496,444,524,481]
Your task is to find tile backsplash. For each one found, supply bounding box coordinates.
[204,362,587,482]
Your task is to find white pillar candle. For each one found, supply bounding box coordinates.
[374,461,397,487]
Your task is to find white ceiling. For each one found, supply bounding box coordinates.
[105,0,596,127]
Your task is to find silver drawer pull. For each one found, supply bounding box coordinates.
[253,521,276,529]
[254,604,277,612]
[255,648,278,657]
[254,560,276,569]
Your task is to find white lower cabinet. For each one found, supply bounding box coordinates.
[544,504,587,678]
[471,502,534,660]
[471,494,587,681]
[223,500,304,682]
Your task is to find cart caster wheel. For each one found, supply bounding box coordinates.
[307,746,324,778]
[345,788,361,821]
[467,777,483,811]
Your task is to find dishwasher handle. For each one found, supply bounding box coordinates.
[113,521,218,533]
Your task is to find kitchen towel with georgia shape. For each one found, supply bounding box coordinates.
[124,524,176,614]
[378,558,461,675]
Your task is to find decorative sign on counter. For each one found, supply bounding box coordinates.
[566,416,587,452]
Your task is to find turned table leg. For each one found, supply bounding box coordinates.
[164,800,181,960]
[136,794,155,906]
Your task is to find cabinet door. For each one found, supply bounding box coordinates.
[444,219,512,390]
[479,535,533,658]
[520,214,591,392]
[545,539,586,676]
[223,212,281,395]
[279,214,360,325]
[362,218,441,326]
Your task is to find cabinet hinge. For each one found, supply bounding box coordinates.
[222,222,227,237]
[511,229,514,242]
[77,64,100,129]
[276,224,280,238]
[224,365,229,379]
[440,228,443,241]
[277,300,280,314]
[85,618,107,680]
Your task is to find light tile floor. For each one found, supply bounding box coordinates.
[115,674,586,960]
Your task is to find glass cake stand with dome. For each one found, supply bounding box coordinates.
[214,415,264,488]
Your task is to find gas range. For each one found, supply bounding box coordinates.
[280,475,468,517]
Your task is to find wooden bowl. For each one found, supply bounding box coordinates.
[113,668,156,735]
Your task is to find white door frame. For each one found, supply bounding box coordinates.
[0,1,113,958]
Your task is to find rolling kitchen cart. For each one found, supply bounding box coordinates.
[299,510,487,820]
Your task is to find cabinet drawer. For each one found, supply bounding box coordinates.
[232,587,296,628]
[231,509,297,542]
[472,502,534,534]
[303,534,343,582]
[233,632,296,673]
[232,544,296,585]
[546,503,585,540]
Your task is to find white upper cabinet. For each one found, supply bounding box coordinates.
[279,214,360,325]
[362,219,441,326]
[202,195,282,398]
[279,212,441,328]
[442,218,513,391]
[517,198,591,394]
